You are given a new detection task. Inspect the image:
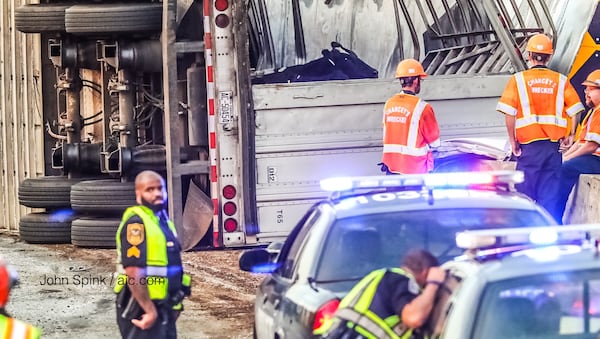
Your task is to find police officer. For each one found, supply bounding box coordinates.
[553,70,600,223]
[0,258,41,339]
[496,33,585,217]
[318,249,445,339]
[380,59,441,174]
[114,170,191,339]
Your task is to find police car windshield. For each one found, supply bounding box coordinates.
[472,269,600,338]
[315,208,549,283]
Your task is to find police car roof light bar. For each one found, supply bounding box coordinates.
[455,224,600,250]
[319,170,524,194]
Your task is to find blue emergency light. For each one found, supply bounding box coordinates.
[319,170,524,193]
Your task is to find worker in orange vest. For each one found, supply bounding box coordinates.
[553,70,600,223]
[496,33,584,218]
[0,258,41,339]
[380,59,441,174]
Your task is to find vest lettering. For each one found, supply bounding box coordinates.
[530,87,554,94]
[386,116,407,123]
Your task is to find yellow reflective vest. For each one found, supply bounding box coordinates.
[0,314,41,339]
[114,205,183,303]
[318,268,416,339]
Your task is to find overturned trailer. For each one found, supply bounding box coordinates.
[11,0,599,247]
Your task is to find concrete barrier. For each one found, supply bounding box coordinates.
[565,174,600,224]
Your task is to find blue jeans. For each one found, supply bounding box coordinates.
[515,140,561,218]
[553,154,600,223]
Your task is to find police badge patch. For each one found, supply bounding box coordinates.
[126,223,144,258]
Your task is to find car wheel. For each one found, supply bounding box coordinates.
[71,217,120,249]
[18,176,82,209]
[14,4,70,33]
[70,179,136,215]
[65,3,162,35]
[19,212,74,244]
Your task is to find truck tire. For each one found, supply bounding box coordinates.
[132,145,166,172]
[70,179,136,215]
[71,217,120,248]
[15,4,70,33]
[18,176,81,209]
[19,212,74,244]
[65,3,162,35]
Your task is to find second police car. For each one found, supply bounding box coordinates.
[431,225,600,339]
[239,171,558,338]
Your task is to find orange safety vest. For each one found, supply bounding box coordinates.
[577,106,600,157]
[382,92,440,174]
[0,315,41,339]
[497,68,585,144]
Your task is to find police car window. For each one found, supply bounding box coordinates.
[314,208,549,283]
[473,271,600,339]
[278,208,321,279]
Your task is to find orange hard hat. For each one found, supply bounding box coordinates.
[0,259,18,308]
[526,33,553,55]
[582,70,600,87]
[395,59,427,78]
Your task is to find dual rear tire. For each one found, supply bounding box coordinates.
[15,3,162,35]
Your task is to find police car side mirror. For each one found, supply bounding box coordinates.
[239,248,279,273]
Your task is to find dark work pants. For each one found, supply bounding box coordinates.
[116,299,177,339]
[515,140,561,220]
[553,154,600,224]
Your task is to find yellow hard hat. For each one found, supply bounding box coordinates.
[395,59,427,78]
[582,69,600,87]
[526,34,553,55]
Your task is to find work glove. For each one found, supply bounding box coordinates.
[377,162,390,174]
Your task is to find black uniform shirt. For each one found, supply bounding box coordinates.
[369,270,419,320]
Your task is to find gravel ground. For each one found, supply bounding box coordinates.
[0,233,263,338]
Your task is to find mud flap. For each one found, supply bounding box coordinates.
[181,180,213,250]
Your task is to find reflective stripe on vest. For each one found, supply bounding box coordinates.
[382,144,428,156]
[514,73,568,129]
[115,205,177,300]
[579,108,600,157]
[383,99,429,156]
[0,315,41,339]
[335,268,414,339]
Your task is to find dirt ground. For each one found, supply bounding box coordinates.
[0,233,263,338]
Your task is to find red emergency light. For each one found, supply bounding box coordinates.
[215,0,228,11]
[223,202,237,216]
[224,218,238,232]
[223,185,236,199]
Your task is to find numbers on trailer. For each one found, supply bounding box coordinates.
[267,166,278,183]
[276,210,284,224]
[219,91,233,124]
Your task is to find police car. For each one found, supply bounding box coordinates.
[238,171,557,339]
[430,225,600,339]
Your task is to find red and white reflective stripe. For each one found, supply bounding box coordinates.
[204,0,220,247]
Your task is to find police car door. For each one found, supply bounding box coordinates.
[255,207,321,339]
